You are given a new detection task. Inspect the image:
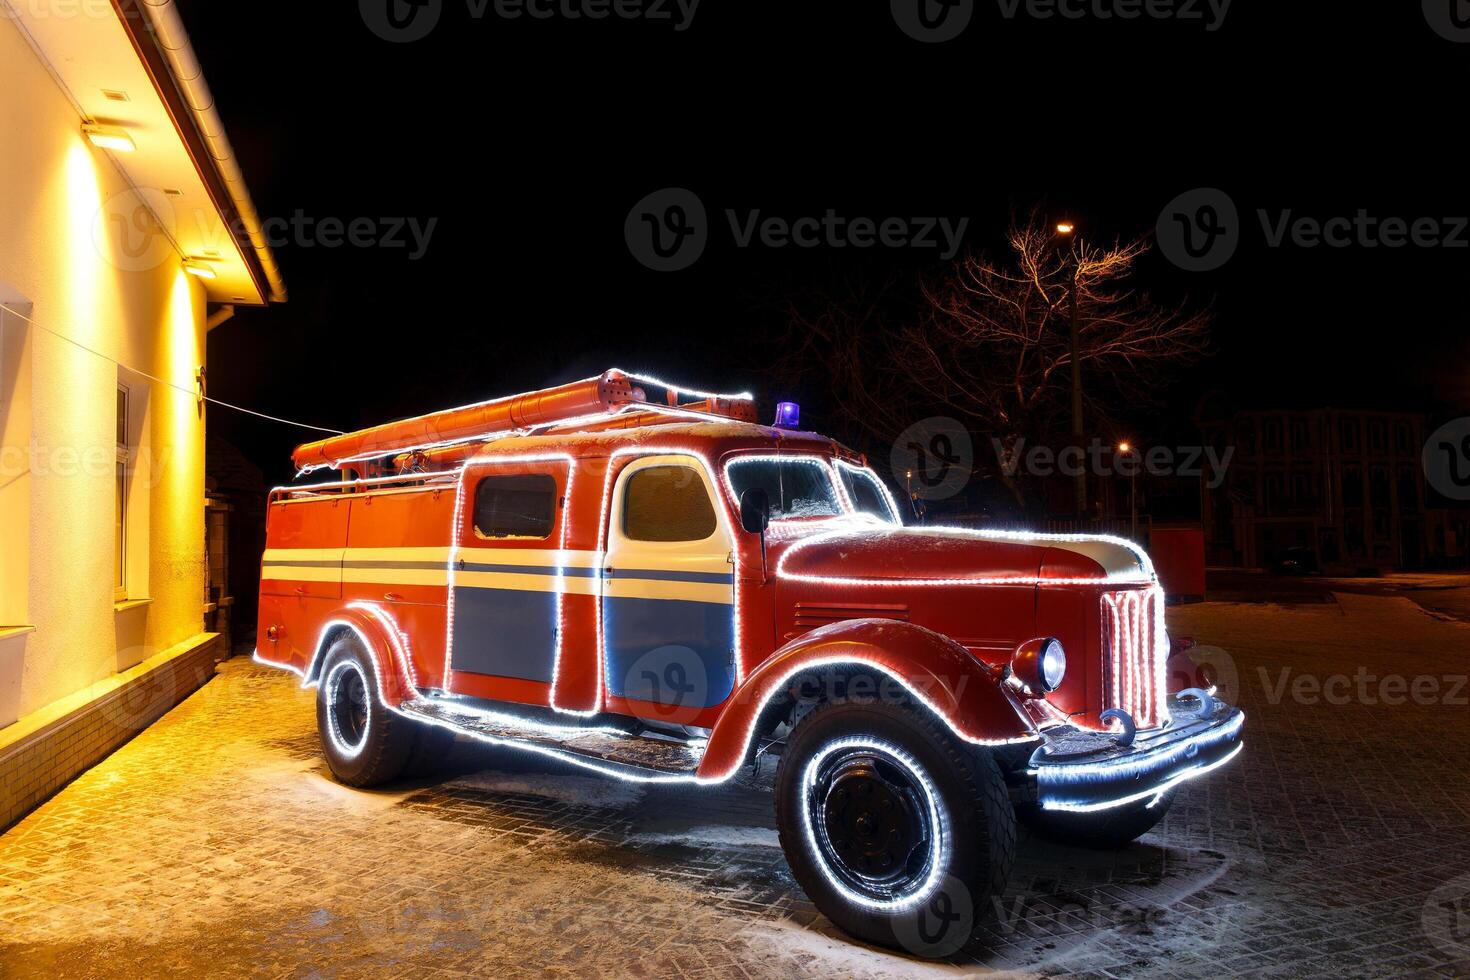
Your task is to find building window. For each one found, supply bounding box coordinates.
[623,465,717,542]
[1,301,31,627]
[473,473,557,540]
[1340,419,1359,453]
[115,385,129,601]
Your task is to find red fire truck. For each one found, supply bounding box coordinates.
[255,370,1243,953]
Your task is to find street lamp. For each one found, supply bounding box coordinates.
[1118,441,1138,541]
[1056,221,1085,517]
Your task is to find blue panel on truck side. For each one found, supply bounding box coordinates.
[603,595,735,709]
[451,586,557,683]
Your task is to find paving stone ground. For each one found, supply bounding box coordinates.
[2,590,1469,978]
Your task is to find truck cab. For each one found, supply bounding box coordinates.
[255,369,1243,955]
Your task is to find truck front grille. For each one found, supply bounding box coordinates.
[1100,587,1168,730]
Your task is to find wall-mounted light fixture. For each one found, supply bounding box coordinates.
[82,123,136,153]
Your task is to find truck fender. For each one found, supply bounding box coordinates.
[696,619,1039,782]
[297,603,419,707]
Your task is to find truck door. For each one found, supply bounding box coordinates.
[602,455,736,720]
[449,460,575,701]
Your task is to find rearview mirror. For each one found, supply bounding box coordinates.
[739,487,770,535]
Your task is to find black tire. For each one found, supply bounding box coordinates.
[775,697,1015,958]
[1017,789,1175,849]
[315,634,415,787]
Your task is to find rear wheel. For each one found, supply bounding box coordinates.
[315,634,415,787]
[775,697,1015,958]
[1017,790,1176,849]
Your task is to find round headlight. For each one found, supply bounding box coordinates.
[1011,637,1067,696]
[1040,638,1066,692]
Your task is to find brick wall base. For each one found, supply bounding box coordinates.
[0,633,224,832]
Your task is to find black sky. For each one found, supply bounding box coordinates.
[182,1,1470,483]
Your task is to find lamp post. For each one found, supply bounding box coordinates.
[1057,222,1085,517]
[1119,441,1138,541]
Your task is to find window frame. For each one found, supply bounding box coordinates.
[620,461,721,544]
[471,471,560,542]
[834,460,901,524]
[115,383,130,602]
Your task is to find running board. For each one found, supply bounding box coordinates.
[399,697,706,777]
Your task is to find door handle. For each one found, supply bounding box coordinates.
[384,592,403,602]
[294,586,306,596]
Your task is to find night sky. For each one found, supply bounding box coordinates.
[183,2,1469,485]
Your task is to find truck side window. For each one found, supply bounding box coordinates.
[623,465,717,542]
[474,473,557,539]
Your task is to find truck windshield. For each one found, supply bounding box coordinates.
[726,457,844,521]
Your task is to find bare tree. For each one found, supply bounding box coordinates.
[777,210,1213,510]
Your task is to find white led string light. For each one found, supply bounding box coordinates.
[774,521,1159,589]
[798,736,949,912]
[322,659,370,759]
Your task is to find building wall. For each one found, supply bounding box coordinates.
[0,13,208,724]
[1199,408,1437,571]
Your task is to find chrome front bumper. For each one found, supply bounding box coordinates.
[1026,695,1245,813]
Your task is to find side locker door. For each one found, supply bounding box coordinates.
[602,455,737,722]
[448,461,573,704]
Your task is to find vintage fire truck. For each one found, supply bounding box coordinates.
[255,370,1243,953]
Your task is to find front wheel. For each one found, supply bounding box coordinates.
[1017,789,1176,849]
[774,698,1015,958]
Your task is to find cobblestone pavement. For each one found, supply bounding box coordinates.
[2,593,1469,978]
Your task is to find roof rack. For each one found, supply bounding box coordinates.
[291,369,756,471]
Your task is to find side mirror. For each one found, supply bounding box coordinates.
[739,487,770,535]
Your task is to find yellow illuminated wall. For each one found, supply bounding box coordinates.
[0,14,210,723]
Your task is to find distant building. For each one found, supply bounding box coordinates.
[1197,407,1465,571]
